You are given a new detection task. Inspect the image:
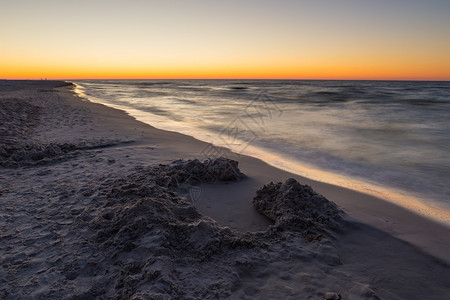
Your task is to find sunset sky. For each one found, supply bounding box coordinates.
[1,0,449,80]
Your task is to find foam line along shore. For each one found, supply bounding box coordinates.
[73,80,450,226]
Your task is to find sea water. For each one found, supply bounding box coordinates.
[74,80,450,215]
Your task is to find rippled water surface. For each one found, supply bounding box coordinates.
[75,80,450,211]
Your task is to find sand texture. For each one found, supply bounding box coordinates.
[0,81,449,299]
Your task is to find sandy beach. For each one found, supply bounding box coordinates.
[1,80,449,299]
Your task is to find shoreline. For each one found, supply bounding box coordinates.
[73,81,450,227]
[1,80,449,298]
[68,80,450,261]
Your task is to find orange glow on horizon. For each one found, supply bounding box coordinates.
[2,53,449,81]
[2,44,449,81]
[2,66,449,81]
[1,1,449,81]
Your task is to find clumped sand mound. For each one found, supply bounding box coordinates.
[90,158,253,256]
[253,178,344,234]
[153,157,244,185]
[66,159,354,299]
[73,158,260,299]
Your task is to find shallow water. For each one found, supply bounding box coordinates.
[74,79,450,213]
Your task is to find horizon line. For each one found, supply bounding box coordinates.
[2,77,449,82]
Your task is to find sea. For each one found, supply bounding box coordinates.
[73,80,450,216]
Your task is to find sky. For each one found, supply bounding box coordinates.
[1,0,450,80]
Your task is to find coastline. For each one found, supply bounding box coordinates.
[73,81,450,226]
[1,80,449,298]
[72,80,450,255]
